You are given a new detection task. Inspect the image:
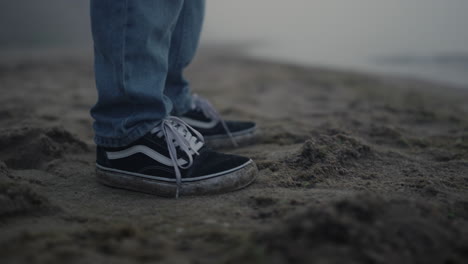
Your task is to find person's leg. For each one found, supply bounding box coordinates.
[164,0,205,115]
[90,0,185,147]
[162,1,256,148]
[91,0,258,198]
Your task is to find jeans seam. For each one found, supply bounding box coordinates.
[120,0,129,98]
[121,0,134,130]
[173,8,190,115]
[173,5,186,71]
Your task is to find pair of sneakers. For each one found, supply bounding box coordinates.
[96,95,258,198]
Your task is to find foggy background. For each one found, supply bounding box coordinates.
[1,0,467,87]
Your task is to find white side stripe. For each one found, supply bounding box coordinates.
[106,145,187,167]
[180,117,218,129]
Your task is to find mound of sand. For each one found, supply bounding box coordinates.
[253,194,468,264]
[289,132,372,180]
[0,126,88,169]
[0,177,56,217]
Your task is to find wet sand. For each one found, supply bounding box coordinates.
[1,50,468,263]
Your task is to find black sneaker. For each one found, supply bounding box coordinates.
[179,95,257,148]
[95,117,257,198]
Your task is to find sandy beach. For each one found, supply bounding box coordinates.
[1,50,468,263]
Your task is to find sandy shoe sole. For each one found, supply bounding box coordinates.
[204,127,258,149]
[96,160,258,197]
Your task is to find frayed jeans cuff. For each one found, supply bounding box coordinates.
[94,120,162,148]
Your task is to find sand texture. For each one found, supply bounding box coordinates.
[1,50,468,263]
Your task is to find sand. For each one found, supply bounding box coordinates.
[1,50,468,263]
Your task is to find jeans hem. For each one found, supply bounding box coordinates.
[170,92,192,115]
[94,120,161,148]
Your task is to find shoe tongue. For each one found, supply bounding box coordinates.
[151,121,204,153]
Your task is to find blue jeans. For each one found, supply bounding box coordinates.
[90,0,205,147]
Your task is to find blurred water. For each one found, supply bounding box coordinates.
[203,0,468,88]
[1,0,467,87]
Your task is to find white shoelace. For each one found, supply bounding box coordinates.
[192,94,238,147]
[151,116,204,198]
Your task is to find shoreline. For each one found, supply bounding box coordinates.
[2,45,468,91]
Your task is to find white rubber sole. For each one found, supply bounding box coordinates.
[96,160,258,197]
